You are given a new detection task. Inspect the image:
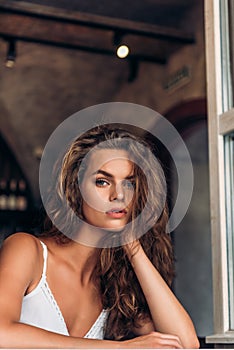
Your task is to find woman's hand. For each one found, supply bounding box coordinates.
[123,239,142,260]
[123,331,183,349]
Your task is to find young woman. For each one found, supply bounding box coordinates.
[0,124,199,348]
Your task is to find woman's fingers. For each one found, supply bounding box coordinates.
[125,331,183,349]
[150,332,183,348]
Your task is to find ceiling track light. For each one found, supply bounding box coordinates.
[128,59,139,83]
[113,31,130,59]
[116,44,130,59]
[113,30,124,46]
[5,38,16,68]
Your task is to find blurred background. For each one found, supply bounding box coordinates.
[0,0,212,347]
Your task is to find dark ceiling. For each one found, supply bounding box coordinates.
[0,0,196,65]
[17,0,193,28]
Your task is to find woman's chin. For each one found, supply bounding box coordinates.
[104,226,125,233]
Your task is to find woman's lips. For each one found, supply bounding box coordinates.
[106,208,127,219]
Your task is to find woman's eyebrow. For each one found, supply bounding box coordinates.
[93,169,134,180]
[92,170,113,178]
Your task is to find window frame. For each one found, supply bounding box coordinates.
[205,0,234,344]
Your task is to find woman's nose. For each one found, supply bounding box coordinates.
[110,183,124,201]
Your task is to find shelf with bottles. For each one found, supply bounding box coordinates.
[0,132,33,219]
[0,178,29,212]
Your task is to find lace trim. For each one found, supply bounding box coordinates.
[84,310,108,339]
[42,278,108,338]
[42,279,69,334]
[39,241,108,338]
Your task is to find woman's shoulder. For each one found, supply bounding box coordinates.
[1,232,42,262]
[0,233,45,296]
[4,231,40,246]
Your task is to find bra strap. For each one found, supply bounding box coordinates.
[39,241,48,277]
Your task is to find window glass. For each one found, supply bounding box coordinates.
[229,0,234,108]
[225,132,234,329]
[220,0,233,111]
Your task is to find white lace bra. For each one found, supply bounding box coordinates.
[19,241,108,339]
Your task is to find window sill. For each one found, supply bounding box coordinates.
[206,332,234,344]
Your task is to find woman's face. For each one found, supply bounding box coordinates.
[80,149,135,230]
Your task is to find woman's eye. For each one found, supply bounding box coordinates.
[123,180,135,190]
[95,179,109,187]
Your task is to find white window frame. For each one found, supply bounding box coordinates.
[205,0,234,344]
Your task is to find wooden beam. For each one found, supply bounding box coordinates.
[0,0,195,44]
[0,11,168,64]
[1,34,167,64]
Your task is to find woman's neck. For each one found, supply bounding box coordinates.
[67,242,100,286]
[44,236,101,286]
[72,222,107,248]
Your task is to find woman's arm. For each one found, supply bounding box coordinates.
[0,233,112,349]
[126,242,199,349]
[0,233,182,349]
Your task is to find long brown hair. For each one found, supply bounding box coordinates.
[41,124,174,340]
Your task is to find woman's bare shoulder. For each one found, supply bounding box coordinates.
[0,232,42,263]
[3,231,40,246]
[0,233,44,294]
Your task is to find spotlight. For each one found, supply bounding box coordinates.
[116,44,130,58]
[5,39,16,68]
[113,31,130,59]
